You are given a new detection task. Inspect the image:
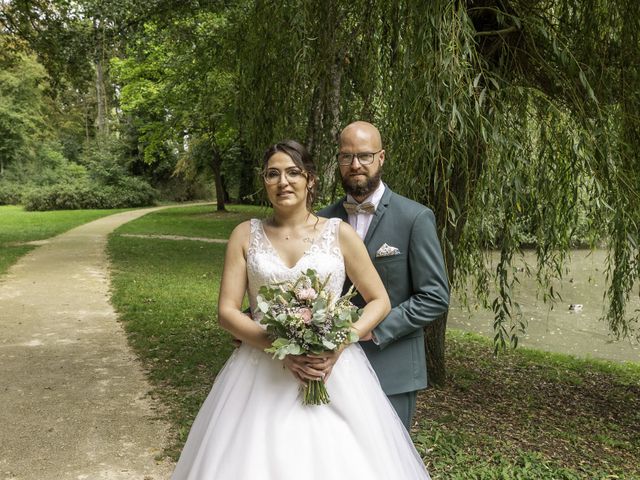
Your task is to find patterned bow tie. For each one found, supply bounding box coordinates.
[343,201,376,215]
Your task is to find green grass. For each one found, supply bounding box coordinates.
[108,204,264,457]
[417,330,640,479]
[114,204,269,238]
[107,205,640,478]
[109,234,232,455]
[0,245,34,276]
[0,205,128,276]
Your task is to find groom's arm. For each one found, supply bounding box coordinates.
[372,208,449,349]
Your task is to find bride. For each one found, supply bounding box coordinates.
[170,140,431,479]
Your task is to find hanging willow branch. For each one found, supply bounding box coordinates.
[234,0,640,377]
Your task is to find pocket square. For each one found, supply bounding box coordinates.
[376,243,401,257]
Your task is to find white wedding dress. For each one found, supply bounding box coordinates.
[171,218,431,480]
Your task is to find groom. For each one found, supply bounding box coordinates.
[319,121,449,429]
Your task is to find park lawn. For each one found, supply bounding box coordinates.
[0,205,128,276]
[108,205,640,479]
[108,204,264,457]
[415,330,640,479]
[114,203,269,239]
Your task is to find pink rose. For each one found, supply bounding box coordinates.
[297,307,313,324]
[296,287,317,301]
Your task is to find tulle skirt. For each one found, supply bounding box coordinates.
[171,343,431,480]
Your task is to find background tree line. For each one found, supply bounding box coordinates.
[1,0,638,383]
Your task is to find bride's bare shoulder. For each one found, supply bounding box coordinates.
[337,220,358,239]
[228,220,254,250]
[231,219,253,234]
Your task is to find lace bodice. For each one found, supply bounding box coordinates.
[247,218,345,321]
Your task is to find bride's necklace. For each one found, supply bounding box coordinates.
[268,217,315,243]
[283,232,313,243]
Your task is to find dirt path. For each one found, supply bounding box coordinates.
[0,207,184,480]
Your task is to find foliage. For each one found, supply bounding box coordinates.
[23,177,155,211]
[111,9,238,209]
[233,0,640,362]
[0,3,209,205]
[2,0,639,377]
[0,52,53,174]
[0,181,24,205]
[0,133,157,210]
[0,2,94,92]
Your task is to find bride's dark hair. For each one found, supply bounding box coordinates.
[262,140,317,211]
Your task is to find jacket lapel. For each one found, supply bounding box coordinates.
[334,197,349,222]
[364,185,392,245]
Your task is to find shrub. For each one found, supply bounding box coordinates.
[23,178,156,211]
[108,176,157,208]
[24,182,102,211]
[0,182,25,205]
[155,175,213,202]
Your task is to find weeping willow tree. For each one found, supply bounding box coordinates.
[381,0,639,383]
[235,0,639,385]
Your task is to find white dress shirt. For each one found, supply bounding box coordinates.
[346,182,386,240]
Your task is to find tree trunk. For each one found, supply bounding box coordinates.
[211,147,226,212]
[305,85,322,157]
[320,52,344,197]
[326,53,343,144]
[424,312,448,386]
[84,96,90,141]
[424,139,486,387]
[93,17,110,137]
[237,143,255,204]
[305,57,344,201]
[96,60,107,135]
[425,223,456,387]
[221,175,230,203]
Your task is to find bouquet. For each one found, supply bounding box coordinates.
[257,268,361,405]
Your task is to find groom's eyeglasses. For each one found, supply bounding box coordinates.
[336,150,382,166]
[263,168,307,185]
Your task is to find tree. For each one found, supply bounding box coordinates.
[234,0,640,385]
[0,49,52,175]
[112,9,238,210]
[8,0,635,383]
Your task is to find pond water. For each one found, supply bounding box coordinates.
[447,249,640,364]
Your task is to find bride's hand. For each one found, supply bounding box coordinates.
[283,355,326,384]
[307,346,346,382]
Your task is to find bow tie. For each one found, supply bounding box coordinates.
[343,201,376,215]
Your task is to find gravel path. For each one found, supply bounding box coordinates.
[0,207,180,480]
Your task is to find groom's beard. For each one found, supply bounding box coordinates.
[341,166,383,199]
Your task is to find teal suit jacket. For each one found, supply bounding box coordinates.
[319,185,449,395]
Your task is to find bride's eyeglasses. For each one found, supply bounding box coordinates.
[263,167,307,185]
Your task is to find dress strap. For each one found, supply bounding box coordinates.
[316,217,343,258]
[248,219,268,256]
